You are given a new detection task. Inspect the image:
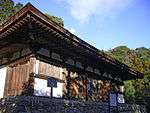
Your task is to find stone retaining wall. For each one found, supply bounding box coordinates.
[0,96,147,113]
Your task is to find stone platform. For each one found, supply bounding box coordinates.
[0,96,147,113]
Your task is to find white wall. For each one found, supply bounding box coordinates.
[33,60,63,97]
[34,78,63,97]
[0,67,7,98]
[34,78,51,96]
[53,68,63,97]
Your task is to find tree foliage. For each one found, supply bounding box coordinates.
[106,46,150,111]
[45,14,64,27]
[0,0,64,27]
[0,0,23,24]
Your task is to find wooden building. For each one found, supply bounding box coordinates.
[0,3,143,101]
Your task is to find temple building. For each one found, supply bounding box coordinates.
[0,3,143,102]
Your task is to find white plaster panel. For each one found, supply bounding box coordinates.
[0,67,7,98]
[34,78,63,98]
[34,78,51,96]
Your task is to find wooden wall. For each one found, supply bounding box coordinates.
[38,61,60,78]
[64,71,111,102]
[2,56,113,102]
[33,60,63,97]
[29,60,112,102]
[4,57,36,97]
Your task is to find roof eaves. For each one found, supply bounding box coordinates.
[0,3,144,79]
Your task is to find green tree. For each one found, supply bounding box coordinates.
[106,46,150,112]
[124,80,136,103]
[0,0,23,24]
[0,0,64,27]
[45,14,64,27]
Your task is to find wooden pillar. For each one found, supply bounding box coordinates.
[85,76,88,101]
[96,79,99,101]
[119,85,124,93]
[50,87,53,98]
[66,69,71,99]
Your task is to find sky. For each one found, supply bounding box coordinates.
[13,0,150,50]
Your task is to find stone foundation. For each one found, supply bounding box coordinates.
[0,96,147,113]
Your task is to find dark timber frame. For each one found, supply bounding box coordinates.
[0,3,143,87]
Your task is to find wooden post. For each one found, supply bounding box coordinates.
[66,69,71,99]
[85,76,88,101]
[51,87,53,98]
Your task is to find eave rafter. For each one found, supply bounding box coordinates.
[31,15,143,80]
[29,20,124,82]
[0,18,30,39]
[0,3,144,80]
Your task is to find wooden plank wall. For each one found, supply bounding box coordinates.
[60,69,111,102]
[68,73,111,101]
[69,72,86,100]
[3,55,112,101]
[4,57,36,97]
[38,61,60,79]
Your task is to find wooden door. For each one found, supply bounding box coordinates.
[4,57,36,97]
